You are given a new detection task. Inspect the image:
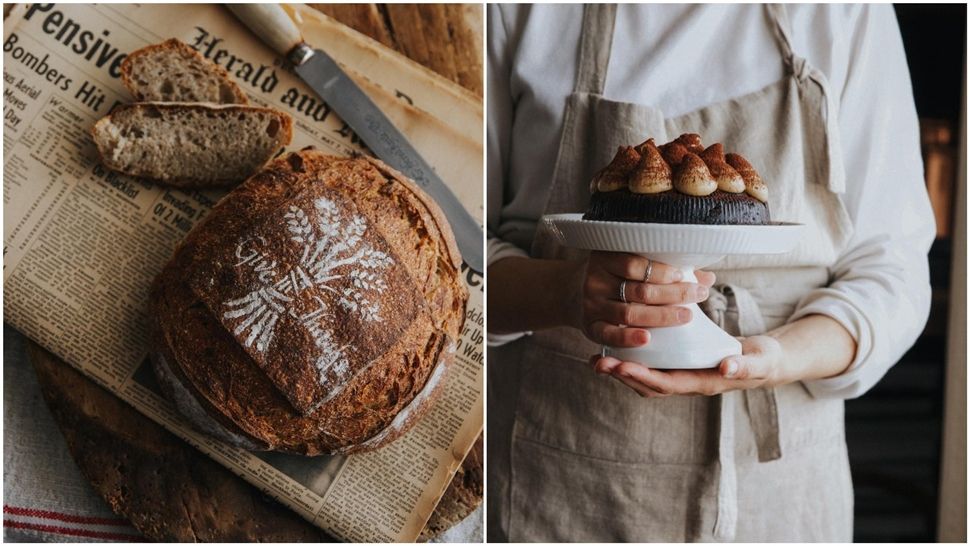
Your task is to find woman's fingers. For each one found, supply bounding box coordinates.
[579,254,717,351]
[585,322,650,347]
[593,357,769,397]
[614,374,668,398]
[591,251,683,284]
[589,354,622,375]
[623,281,709,305]
[589,336,784,397]
[586,275,709,304]
[612,362,679,395]
[717,335,781,381]
[613,362,724,396]
[590,356,666,397]
[599,301,692,328]
[695,269,717,287]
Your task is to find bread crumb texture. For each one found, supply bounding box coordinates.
[149,151,467,455]
[121,38,249,104]
[91,103,292,188]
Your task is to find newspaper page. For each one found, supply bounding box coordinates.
[2,3,484,542]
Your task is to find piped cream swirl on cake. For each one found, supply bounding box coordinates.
[629,140,673,194]
[673,153,718,196]
[701,143,746,194]
[591,146,640,193]
[590,133,769,203]
[725,152,769,203]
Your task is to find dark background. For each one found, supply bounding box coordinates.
[845,4,965,542]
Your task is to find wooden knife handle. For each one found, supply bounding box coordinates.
[227,4,303,58]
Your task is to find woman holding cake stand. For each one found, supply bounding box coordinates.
[487,4,934,543]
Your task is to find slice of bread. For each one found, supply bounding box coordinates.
[92,103,292,187]
[121,38,248,104]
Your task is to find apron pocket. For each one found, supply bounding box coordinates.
[581,94,668,181]
[508,436,715,542]
[512,342,716,465]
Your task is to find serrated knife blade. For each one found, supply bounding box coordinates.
[295,50,484,273]
[228,4,484,273]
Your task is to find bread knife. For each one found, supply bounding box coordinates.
[227,4,484,273]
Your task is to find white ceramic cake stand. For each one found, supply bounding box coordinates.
[543,214,804,369]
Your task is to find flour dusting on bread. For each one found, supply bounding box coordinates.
[219,194,400,409]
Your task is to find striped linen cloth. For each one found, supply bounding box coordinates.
[3,325,144,543]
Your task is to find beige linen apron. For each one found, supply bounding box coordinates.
[488,4,856,542]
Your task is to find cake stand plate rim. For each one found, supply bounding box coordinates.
[542,213,805,255]
[543,213,804,229]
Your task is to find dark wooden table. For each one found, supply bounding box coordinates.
[24,4,484,542]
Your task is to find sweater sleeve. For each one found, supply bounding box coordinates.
[795,5,935,399]
[487,5,532,346]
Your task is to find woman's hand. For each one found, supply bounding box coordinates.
[590,335,784,397]
[487,253,716,343]
[588,314,857,398]
[570,251,715,347]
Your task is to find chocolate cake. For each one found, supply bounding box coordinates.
[583,134,770,225]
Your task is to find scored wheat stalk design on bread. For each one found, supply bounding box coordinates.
[224,197,393,387]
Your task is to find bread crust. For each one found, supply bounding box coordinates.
[91,102,293,188]
[362,157,464,274]
[149,151,468,454]
[120,38,249,104]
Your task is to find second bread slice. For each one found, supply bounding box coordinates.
[121,38,248,104]
[92,103,292,187]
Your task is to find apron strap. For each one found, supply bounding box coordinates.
[704,284,783,462]
[722,285,784,463]
[722,284,766,336]
[575,4,617,95]
[713,391,738,541]
[765,4,797,65]
[702,284,784,540]
[531,3,618,258]
[765,4,846,194]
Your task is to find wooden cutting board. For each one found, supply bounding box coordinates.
[26,4,483,541]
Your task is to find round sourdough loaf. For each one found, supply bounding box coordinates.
[149,151,468,455]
